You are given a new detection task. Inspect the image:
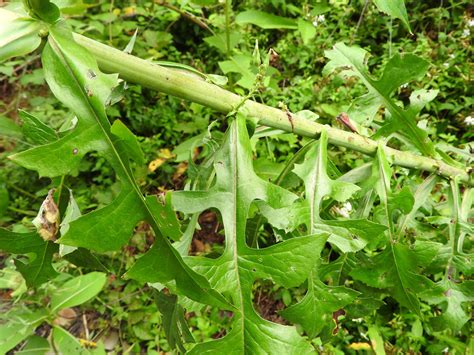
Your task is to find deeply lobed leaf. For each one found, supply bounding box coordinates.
[169,115,327,352]
[9,23,229,309]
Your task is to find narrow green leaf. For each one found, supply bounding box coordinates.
[367,325,386,355]
[0,184,9,217]
[50,272,106,312]
[367,145,414,240]
[154,290,195,352]
[59,189,81,256]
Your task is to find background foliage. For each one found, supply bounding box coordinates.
[0,0,473,353]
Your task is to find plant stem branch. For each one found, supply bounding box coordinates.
[225,0,232,55]
[156,0,215,35]
[73,34,472,185]
[351,0,370,44]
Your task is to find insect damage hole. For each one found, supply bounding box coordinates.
[87,69,97,79]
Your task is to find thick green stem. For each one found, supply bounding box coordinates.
[73,34,471,185]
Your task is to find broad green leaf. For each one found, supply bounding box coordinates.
[8,24,228,309]
[146,193,182,242]
[169,115,325,352]
[154,290,195,353]
[23,0,60,23]
[324,43,435,156]
[235,10,297,29]
[413,240,443,267]
[350,244,431,317]
[280,274,359,338]
[0,229,58,286]
[50,272,106,312]
[292,133,359,223]
[323,219,387,253]
[273,132,366,337]
[0,308,48,353]
[19,110,58,145]
[12,24,228,309]
[0,9,42,62]
[51,326,105,354]
[373,0,411,33]
[63,248,109,272]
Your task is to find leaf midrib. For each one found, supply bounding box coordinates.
[231,123,246,350]
[389,244,419,316]
[51,280,99,312]
[49,34,199,278]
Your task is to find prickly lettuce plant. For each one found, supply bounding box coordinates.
[323,43,436,156]
[0,0,473,353]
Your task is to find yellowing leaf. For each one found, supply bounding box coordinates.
[148,148,175,172]
[348,342,372,350]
